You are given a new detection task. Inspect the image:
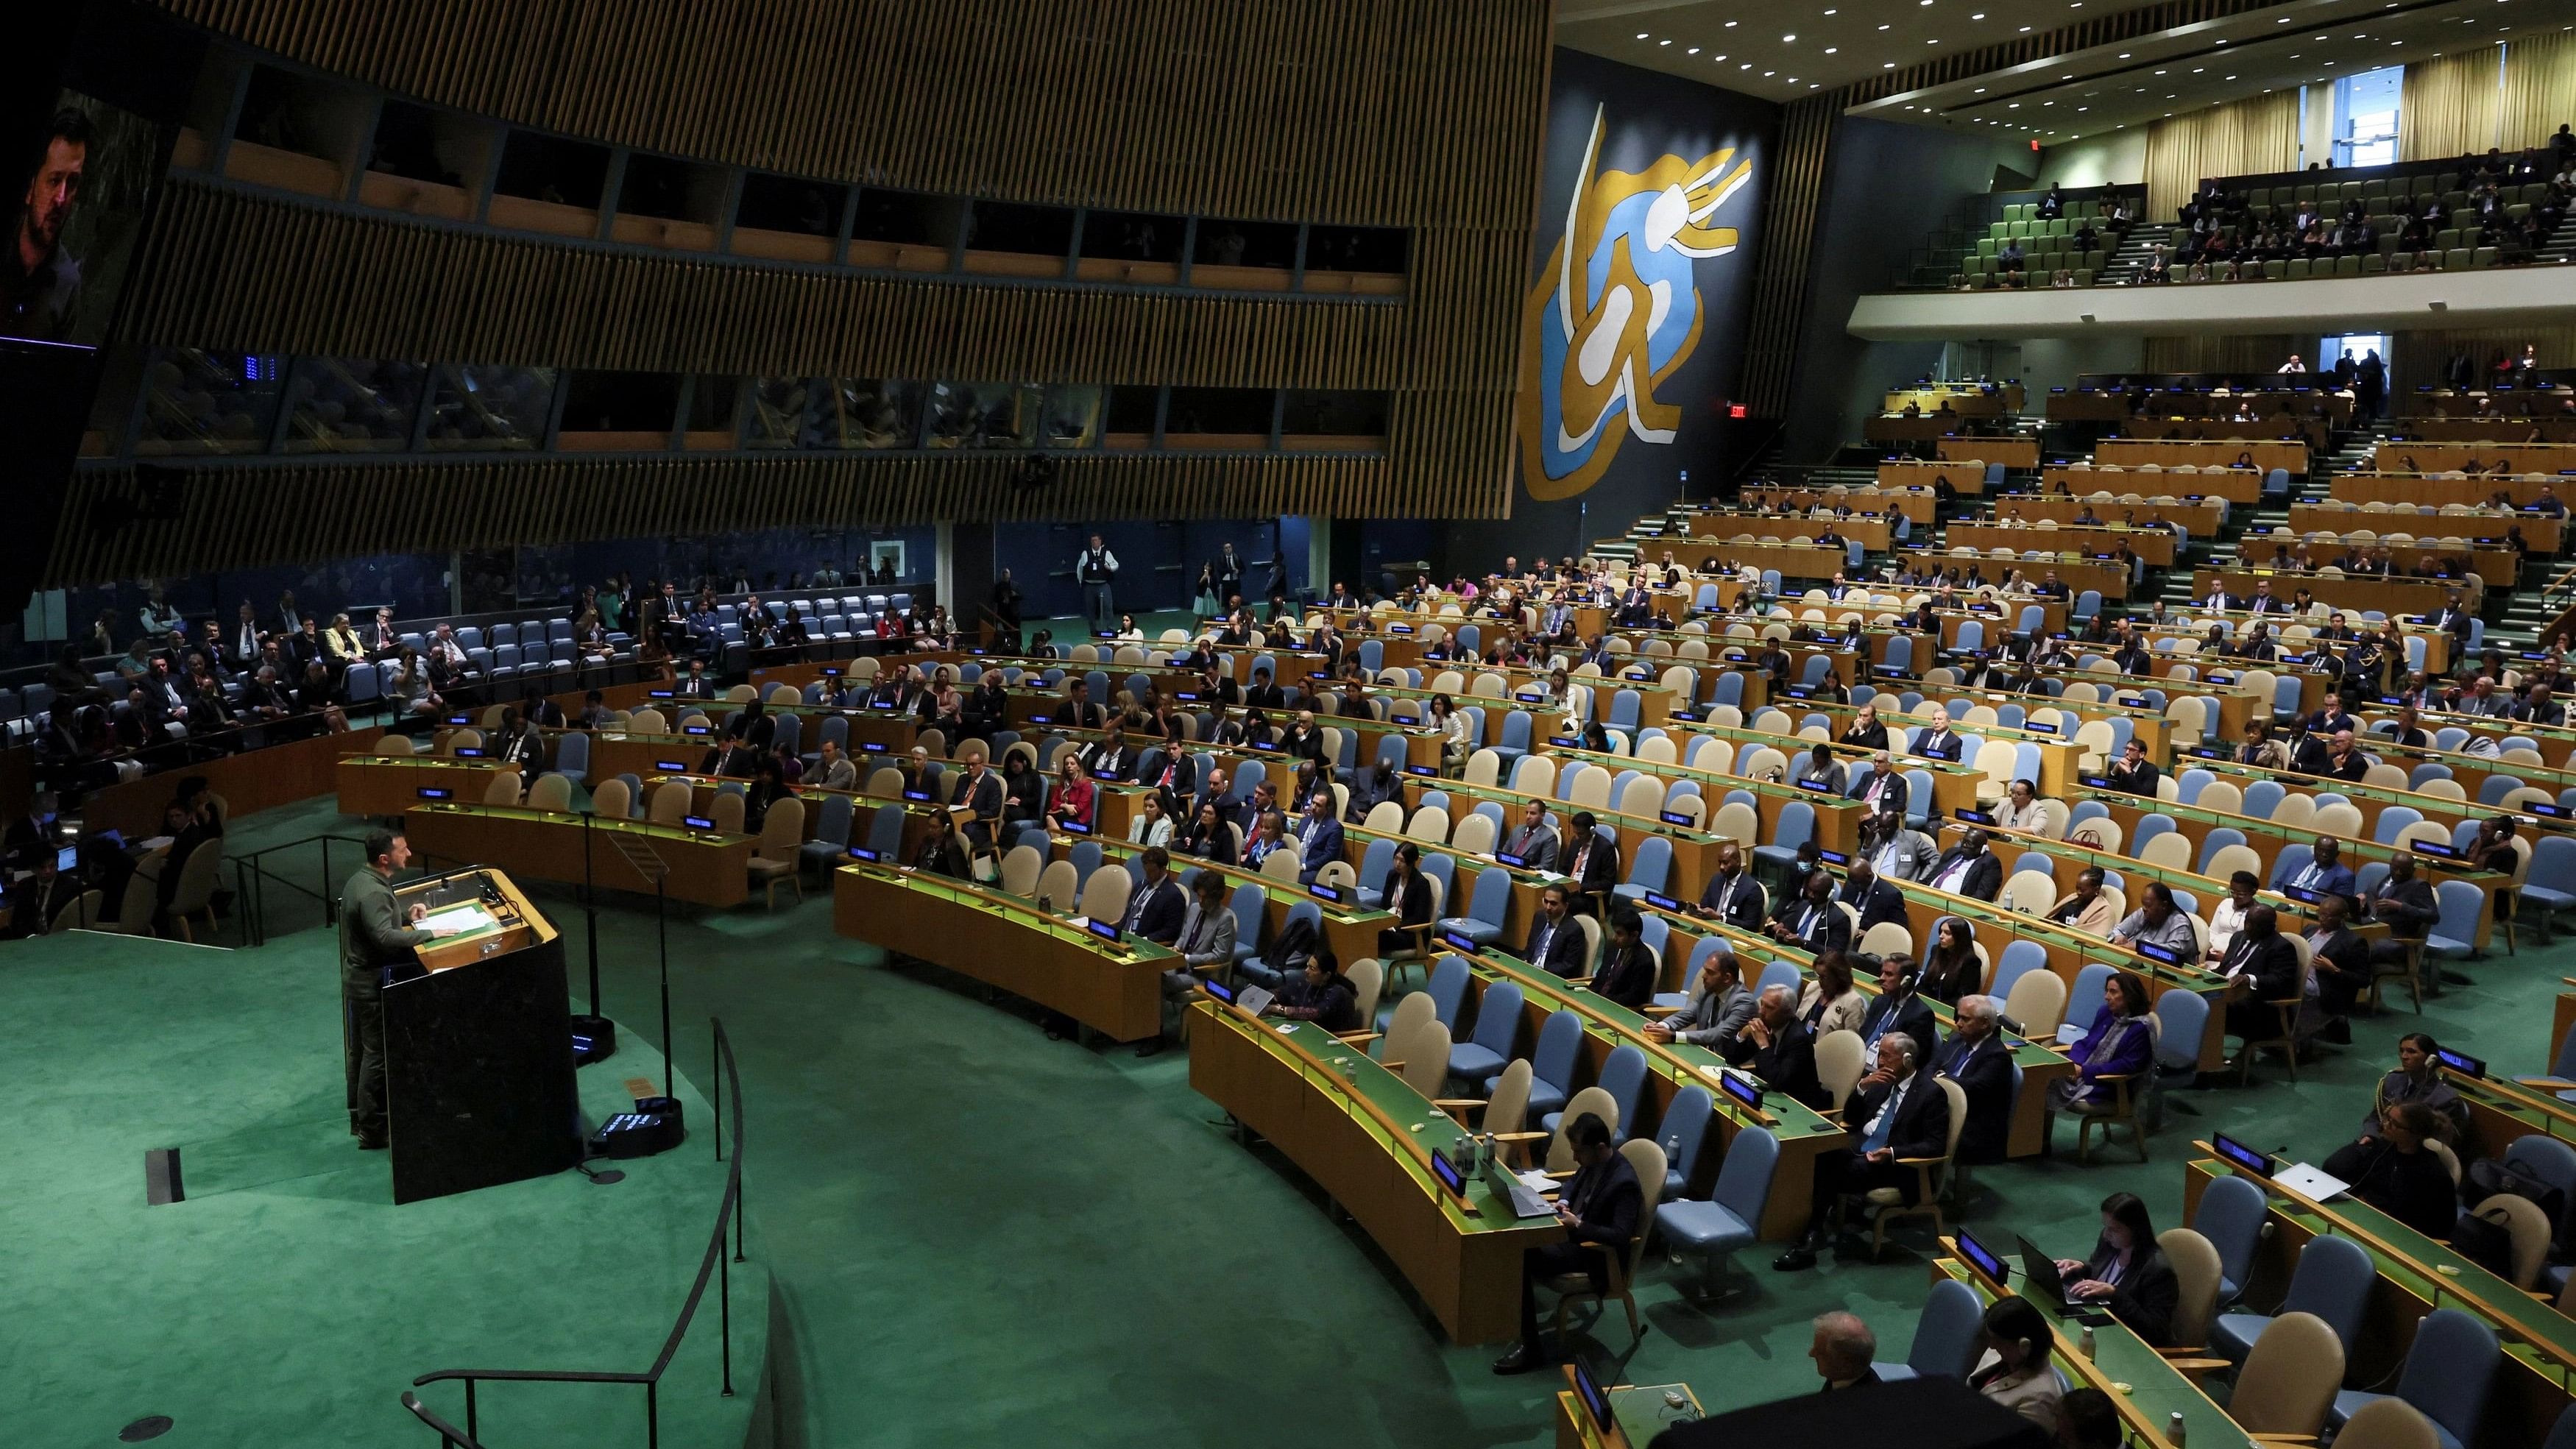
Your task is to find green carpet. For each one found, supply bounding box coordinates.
[24,796,2574,1448]
[0,913,760,1448]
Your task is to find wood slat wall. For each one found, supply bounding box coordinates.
[48,450,1481,587]
[1738,96,1837,419]
[155,0,1548,227]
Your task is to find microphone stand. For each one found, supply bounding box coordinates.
[581,809,602,1017]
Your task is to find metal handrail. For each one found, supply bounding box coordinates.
[400,1392,488,1449]
[408,1018,746,1449]
[227,832,472,947]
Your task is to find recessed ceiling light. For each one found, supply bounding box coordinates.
[1740,63,1752,69]
[1971,11,1985,17]
[2225,74,2237,79]
[1713,54,1727,61]
[1660,38,1671,46]
[1974,87,1986,93]
[1763,70,1775,77]
[1724,18,1737,26]
[2117,52,2131,58]
[2007,102,2020,107]
[1781,33,1794,42]
[1686,46,1699,54]
[1635,32,1648,39]
[2076,105,2089,111]
[1883,61,1895,68]
[1824,47,1837,53]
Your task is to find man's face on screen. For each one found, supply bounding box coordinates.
[22,136,85,258]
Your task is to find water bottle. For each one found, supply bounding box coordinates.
[2079,1323,2096,1360]
[2168,1410,2187,1446]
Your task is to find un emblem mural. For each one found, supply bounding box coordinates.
[1518,106,1753,500]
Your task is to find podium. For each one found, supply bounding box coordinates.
[382,868,581,1205]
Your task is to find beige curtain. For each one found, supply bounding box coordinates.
[2401,46,2503,161]
[2500,35,2576,155]
[2142,336,2301,375]
[2385,327,2576,396]
[2143,92,2299,220]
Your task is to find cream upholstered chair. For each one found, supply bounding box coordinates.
[648,780,693,824]
[1815,1030,1866,1116]
[1373,991,1437,1062]
[1261,849,1303,884]
[1450,812,1498,857]
[1079,863,1133,924]
[865,766,905,798]
[2329,1400,2439,1449]
[1861,1076,1968,1256]
[590,777,632,821]
[1543,1086,1624,1174]
[1387,1017,1453,1099]
[1480,1059,1550,1167]
[707,789,746,835]
[998,843,1044,897]
[1362,800,1404,835]
[2140,832,2193,871]
[484,772,523,806]
[526,773,574,812]
[375,734,417,757]
[2214,1312,2343,1439]
[442,729,483,756]
[1033,858,1080,913]
[2156,1227,2221,1354]
[1315,860,1356,891]
[2469,1192,2554,1289]
[749,796,806,907]
[2002,969,2068,1035]
[1464,748,1502,787]
[1548,1138,1667,1345]
[163,840,226,943]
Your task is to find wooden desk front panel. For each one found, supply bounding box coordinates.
[2327,472,2574,510]
[1942,522,2176,566]
[2042,466,2264,503]
[837,867,1163,1041]
[337,756,516,817]
[2286,503,2559,553]
[400,806,751,907]
[1739,488,1938,523]
[1878,460,1987,495]
[1938,436,2039,470]
[2372,442,2576,475]
[2098,439,2307,475]
[2194,570,2464,617]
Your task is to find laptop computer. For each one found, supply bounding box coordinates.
[1483,1156,1558,1219]
[2017,1234,2112,1325]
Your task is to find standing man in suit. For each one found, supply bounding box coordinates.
[2218,905,2303,1046]
[1501,799,1560,871]
[1929,993,2016,1163]
[1490,1113,1641,1375]
[339,831,461,1150]
[1724,983,1828,1108]
[1293,785,1342,887]
[1913,705,1965,762]
[1774,1030,1949,1269]
[231,600,264,673]
[1925,827,2003,901]
[1119,847,1187,945]
[1076,534,1119,632]
[1521,883,1589,978]
[1644,949,1754,1048]
[1561,811,1618,912]
[1690,842,1766,929]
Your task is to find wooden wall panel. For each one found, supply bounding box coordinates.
[46,445,1515,587]
[1739,96,1838,419]
[154,0,1551,228]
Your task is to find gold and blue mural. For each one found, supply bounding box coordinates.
[1518,104,1755,501]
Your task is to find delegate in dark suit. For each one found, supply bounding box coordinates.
[1500,820,1560,871]
[1293,810,1343,887]
[1839,875,1909,933]
[1923,845,2003,902]
[1769,890,1853,954]
[1562,829,1620,907]
[1724,1019,1829,1108]
[1799,1066,1951,1238]
[2069,1236,2181,1346]
[1512,1136,1641,1354]
[1856,990,1939,1059]
[339,864,432,1147]
[950,768,1005,852]
[1522,910,1590,979]
[1590,939,1659,1011]
[2218,926,2304,1041]
[1697,867,1765,930]
[1929,1030,2016,1164]
[1120,874,1187,945]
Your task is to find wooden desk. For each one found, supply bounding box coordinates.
[1877,460,1989,495]
[1942,521,2177,567]
[1694,542,1851,582]
[2118,415,2332,449]
[2042,463,2263,503]
[837,860,1171,1041]
[2195,569,2471,618]
[1677,514,1892,551]
[1939,436,2039,470]
[1740,486,1939,524]
[2098,438,2307,475]
[1188,999,1562,1342]
[82,726,387,841]
[2236,539,2520,587]
[2287,503,2559,554]
[336,754,517,817]
[401,801,754,907]
[2396,417,2576,444]
[2373,441,2576,475]
[1893,549,2132,602]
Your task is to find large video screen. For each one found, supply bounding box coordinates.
[2,90,159,347]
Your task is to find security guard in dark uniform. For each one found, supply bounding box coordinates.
[340,829,453,1149]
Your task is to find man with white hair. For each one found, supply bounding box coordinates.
[1809,1311,1881,1391]
[1775,1030,1950,1270]
[1930,995,2017,1164]
[1722,984,1827,1108]
[1914,704,1964,762]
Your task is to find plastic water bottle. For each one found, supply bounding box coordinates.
[2079,1323,2097,1360]
[2168,1410,2187,1446]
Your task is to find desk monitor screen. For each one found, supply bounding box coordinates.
[646,690,675,700]
[1058,819,1091,835]
[416,786,453,801]
[1796,779,1833,793]
[821,666,843,678]
[1429,1147,1467,1200]
[1174,691,1200,702]
[453,748,488,759]
[1309,884,1344,904]
[2212,1133,2274,1177]
[1956,1228,2009,1286]
[1661,810,1694,827]
[683,724,712,736]
[1643,891,1680,913]
[1084,918,1123,945]
[1406,764,1438,777]
[2410,839,2458,861]
[2435,1046,2485,1079]
[846,846,881,863]
[1571,1359,1615,1431]
[684,815,715,831]
[861,741,888,753]
[1388,623,1415,635]
[1441,930,1479,952]
[1200,977,1236,1004]
[1818,849,1849,867]
[1516,691,1545,704]
[1496,851,1529,870]
[2280,885,2322,904]
[1955,808,1996,826]
[902,789,933,803]
[1717,1069,1762,1111]
[2025,720,2056,735]
[55,844,78,874]
[446,714,473,726]
[1550,736,1580,748]
[657,759,688,773]
[2533,803,2572,819]
[2133,939,2184,967]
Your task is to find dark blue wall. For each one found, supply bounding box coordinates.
[1447,48,1777,575]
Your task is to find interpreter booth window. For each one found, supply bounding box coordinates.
[743,377,924,450]
[926,381,1038,450]
[134,349,283,456]
[281,357,425,453]
[2332,68,2402,169]
[1040,385,1103,448]
[423,364,556,450]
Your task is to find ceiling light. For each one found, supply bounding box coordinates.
[1724,18,1737,26]
[1880,24,1891,30]
[1686,46,1699,54]
[2008,102,2020,107]
[1713,54,1727,60]
[1763,70,1774,77]
[1635,32,1648,39]
[1660,38,1671,45]
[1972,11,1985,17]
[2154,69,2166,74]
[2019,25,2031,31]
[1974,87,1986,93]
[1883,61,1895,68]
[1739,62,1751,69]
[2076,105,2089,111]
[1824,47,1837,53]
[1781,33,1794,42]
[2117,52,2131,58]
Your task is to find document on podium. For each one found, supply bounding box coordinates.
[420,904,495,936]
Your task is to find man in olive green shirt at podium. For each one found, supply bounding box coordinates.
[341,829,459,1149]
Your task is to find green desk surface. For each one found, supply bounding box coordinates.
[838,861,1179,963]
[1542,743,1871,812]
[1202,1004,1535,1236]
[1075,835,1397,929]
[2193,1157,2576,1376]
[2086,791,2510,882]
[1609,1383,1705,1443]
[1936,1253,2243,1448]
[408,802,754,846]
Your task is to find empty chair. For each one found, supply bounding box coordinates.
[2223,1312,2346,1441]
[1499,1007,1585,1119]
[1654,1124,1778,1291]
[1542,1043,1649,1137]
[2326,1308,2497,1449]
[2211,1233,2373,1362]
[1446,980,1524,1085]
[2194,1172,2267,1305]
[1871,1278,1986,1382]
